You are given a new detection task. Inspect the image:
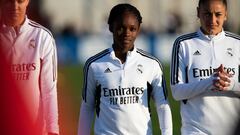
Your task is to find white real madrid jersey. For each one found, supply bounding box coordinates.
[79,47,172,135]
[171,29,240,135]
[0,17,59,134]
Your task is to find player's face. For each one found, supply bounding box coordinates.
[1,0,29,27]
[197,0,227,35]
[112,12,140,53]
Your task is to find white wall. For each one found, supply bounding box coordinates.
[42,0,240,34]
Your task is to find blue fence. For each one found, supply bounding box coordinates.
[56,34,179,65]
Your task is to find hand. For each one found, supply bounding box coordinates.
[212,64,232,91]
[48,133,58,135]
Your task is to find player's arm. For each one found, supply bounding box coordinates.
[151,63,172,135]
[228,77,240,92]
[78,64,96,135]
[228,43,240,92]
[212,64,240,93]
[170,43,215,101]
[40,35,59,134]
[232,40,240,92]
[218,43,240,93]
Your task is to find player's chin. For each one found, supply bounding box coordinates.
[122,43,134,51]
[207,27,221,35]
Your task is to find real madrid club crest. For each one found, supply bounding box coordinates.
[29,39,36,49]
[137,64,143,74]
[226,48,233,57]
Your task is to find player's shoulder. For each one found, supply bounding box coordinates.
[225,31,240,41]
[28,19,54,38]
[174,32,199,45]
[84,48,111,67]
[136,48,163,69]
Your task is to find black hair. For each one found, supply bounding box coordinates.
[198,0,227,9]
[108,3,142,32]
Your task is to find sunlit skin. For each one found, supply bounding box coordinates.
[213,64,231,91]
[1,0,29,28]
[112,12,140,63]
[197,0,227,35]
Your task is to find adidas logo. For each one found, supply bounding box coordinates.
[193,50,201,55]
[104,68,112,73]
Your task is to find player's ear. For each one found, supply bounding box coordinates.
[26,0,30,7]
[224,11,227,21]
[137,25,141,34]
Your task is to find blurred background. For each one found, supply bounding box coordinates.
[27,0,240,135]
[30,0,240,65]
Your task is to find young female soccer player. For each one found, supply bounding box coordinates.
[78,3,172,135]
[0,0,59,134]
[171,0,240,134]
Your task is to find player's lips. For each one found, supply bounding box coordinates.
[123,38,131,44]
[207,24,218,28]
[7,11,19,16]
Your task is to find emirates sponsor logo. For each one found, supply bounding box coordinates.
[11,63,36,72]
[10,63,36,80]
[103,86,144,105]
[193,66,236,79]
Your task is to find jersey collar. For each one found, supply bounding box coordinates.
[197,28,225,41]
[18,16,29,34]
[109,47,137,60]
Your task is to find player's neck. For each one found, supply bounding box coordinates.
[115,51,127,64]
[3,16,25,30]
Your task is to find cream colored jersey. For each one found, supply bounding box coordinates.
[0,17,59,134]
[171,29,240,135]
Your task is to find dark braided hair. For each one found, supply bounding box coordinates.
[108,3,142,33]
[198,0,227,9]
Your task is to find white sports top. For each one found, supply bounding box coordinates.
[0,17,59,134]
[171,29,240,135]
[78,47,172,135]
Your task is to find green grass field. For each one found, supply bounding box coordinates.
[58,64,181,135]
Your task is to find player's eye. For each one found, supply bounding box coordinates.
[215,13,223,17]
[3,0,25,4]
[17,0,25,4]
[130,27,137,32]
[204,12,211,17]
